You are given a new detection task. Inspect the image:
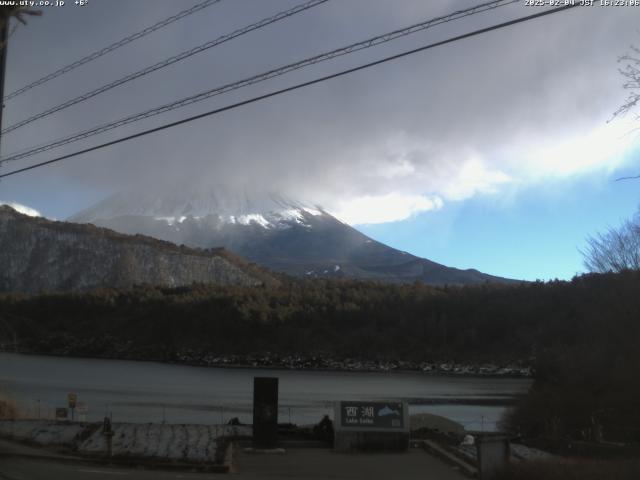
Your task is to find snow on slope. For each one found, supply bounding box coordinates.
[67,187,513,285]
[69,186,324,229]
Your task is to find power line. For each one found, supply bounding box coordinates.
[1,0,329,135]
[0,3,578,180]
[0,0,518,162]
[3,0,223,101]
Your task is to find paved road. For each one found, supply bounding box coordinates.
[0,438,467,480]
[232,447,468,479]
[0,451,467,480]
[0,458,214,480]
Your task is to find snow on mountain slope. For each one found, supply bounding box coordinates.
[70,186,321,228]
[69,188,513,285]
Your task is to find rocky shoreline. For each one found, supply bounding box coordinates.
[4,345,533,377]
[172,351,533,377]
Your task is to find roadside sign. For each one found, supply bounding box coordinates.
[76,402,88,413]
[338,401,405,429]
[334,400,410,452]
[55,407,68,419]
[67,393,77,409]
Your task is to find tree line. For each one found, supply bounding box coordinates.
[1,271,640,444]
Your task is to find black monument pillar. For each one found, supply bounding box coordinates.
[252,377,279,448]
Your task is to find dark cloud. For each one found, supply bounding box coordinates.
[0,0,636,222]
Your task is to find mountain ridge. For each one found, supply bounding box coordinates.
[0,205,278,293]
[69,190,514,285]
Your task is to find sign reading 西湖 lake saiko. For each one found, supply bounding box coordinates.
[334,400,409,451]
[339,401,404,429]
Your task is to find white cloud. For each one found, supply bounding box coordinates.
[0,201,42,217]
[519,119,639,180]
[441,156,513,201]
[330,193,443,225]
[8,1,639,225]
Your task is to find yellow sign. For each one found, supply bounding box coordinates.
[67,393,77,409]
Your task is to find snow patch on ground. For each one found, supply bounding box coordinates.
[510,443,556,461]
[279,209,306,223]
[457,443,554,463]
[153,209,320,229]
[303,208,322,216]
[155,216,188,226]
[0,419,83,446]
[0,420,251,464]
[237,214,270,228]
[0,202,42,217]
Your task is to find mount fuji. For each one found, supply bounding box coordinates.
[69,187,511,285]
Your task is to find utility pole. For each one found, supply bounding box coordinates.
[0,13,8,156]
[0,7,41,168]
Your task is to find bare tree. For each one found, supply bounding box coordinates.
[0,6,41,49]
[0,6,41,27]
[594,46,640,268]
[611,45,640,122]
[582,212,640,273]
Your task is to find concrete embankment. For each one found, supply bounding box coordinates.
[0,419,251,464]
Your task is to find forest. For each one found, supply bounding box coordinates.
[1,270,639,446]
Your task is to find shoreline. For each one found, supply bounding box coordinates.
[0,349,533,378]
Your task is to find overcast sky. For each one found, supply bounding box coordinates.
[1,0,639,280]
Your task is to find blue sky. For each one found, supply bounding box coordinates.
[359,146,640,281]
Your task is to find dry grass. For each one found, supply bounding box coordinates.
[498,458,640,480]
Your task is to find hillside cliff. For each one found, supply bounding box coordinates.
[0,206,274,293]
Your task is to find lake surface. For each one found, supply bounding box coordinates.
[0,353,530,431]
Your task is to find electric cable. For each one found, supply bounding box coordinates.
[1,0,329,134]
[3,0,223,101]
[0,3,578,180]
[1,0,518,161]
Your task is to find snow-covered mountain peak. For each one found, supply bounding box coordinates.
[64,186,511,286]
[69,186,323,228]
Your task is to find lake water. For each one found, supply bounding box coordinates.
[0,353,530,431]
